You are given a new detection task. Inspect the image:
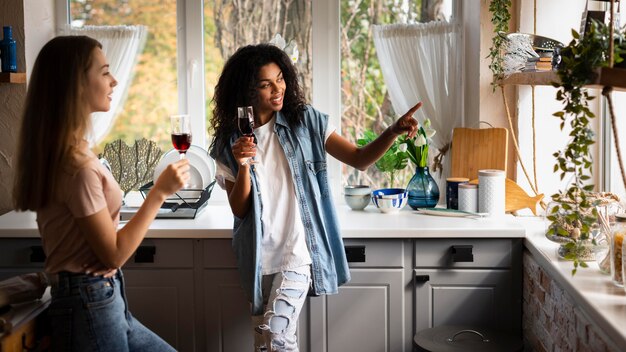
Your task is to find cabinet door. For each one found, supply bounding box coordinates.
[0,239,45,281]
[122,239,196,352]
[308,269,405,352]
[201,239,308,352]
[306,239,409,352]
[413,269,514,333]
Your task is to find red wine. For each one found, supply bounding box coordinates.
[171,133,192,152]
[238,117,254,136]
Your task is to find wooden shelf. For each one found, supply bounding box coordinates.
[499,67,626,91]
[0,72,26,84]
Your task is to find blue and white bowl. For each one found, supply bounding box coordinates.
[371,188,408,213]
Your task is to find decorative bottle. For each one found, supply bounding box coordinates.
[610,213,626,287]
[0,26,17,73]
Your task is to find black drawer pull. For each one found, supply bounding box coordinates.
[29,246,46,263]
[134,246,156,263]
[451,245,473,262]
[344,246,366,263]
[415,274,430,283]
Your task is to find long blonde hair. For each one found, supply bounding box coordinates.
[13,36,102,211]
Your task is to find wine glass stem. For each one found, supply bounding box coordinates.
[180,152,186,160]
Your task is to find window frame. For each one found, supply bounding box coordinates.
[55,0,468,203]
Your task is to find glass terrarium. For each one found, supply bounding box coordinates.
[545,192,622,263]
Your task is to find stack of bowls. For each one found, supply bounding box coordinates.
[371,188,408,213]
[344,185,372,210]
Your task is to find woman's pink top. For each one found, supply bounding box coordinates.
[36,148,122,273]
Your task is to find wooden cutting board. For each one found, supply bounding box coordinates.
[469,178,544,215]
[450,128,508,180]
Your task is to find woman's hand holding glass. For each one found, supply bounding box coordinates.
[237,106,257,166]
[232,136,257,167]
[153,159,190,197]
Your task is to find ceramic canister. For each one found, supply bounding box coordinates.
[478,169,506,216]
[446,177,469,210]
[458,183,478,213]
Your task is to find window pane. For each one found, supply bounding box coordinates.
[203,0,312,135]
[340,0,453,189]
[70,0,178,154]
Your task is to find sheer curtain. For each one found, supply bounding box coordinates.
[60,25,148,145]
[373,21,462,185]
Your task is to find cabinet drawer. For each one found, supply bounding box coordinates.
[343,239,406,268]
[201,239,407,269]
[0,239,46,268]
[124,239,194,268]
[414,239,513,268]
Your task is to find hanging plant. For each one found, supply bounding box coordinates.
[547,20,626,275]
[487,0,512,89]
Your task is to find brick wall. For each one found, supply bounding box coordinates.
[523,250,621,352]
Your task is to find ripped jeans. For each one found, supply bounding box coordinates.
[252,265,311,352]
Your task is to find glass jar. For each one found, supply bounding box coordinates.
[610,213,626,287]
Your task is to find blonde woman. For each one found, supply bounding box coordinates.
[13,36,189,351]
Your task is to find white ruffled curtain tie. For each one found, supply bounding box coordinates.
[59,25,148,146]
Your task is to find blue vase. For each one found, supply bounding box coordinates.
[407,166,440,209]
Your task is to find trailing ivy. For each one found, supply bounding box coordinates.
[487,0,512,89]
[548,20,626,275]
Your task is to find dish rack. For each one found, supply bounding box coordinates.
[139,180,216,219]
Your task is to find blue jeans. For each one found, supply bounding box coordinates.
[252,265,311,352]
[48,270,175,352]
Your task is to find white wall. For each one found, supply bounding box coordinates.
[0,0,54,215]
[24,0,56,82]
[516,0,603,204]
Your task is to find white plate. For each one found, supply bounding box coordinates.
[153,145,215,190]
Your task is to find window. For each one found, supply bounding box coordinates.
[56,0,461,202]
[339,0,456,189]
[67,0,180,153]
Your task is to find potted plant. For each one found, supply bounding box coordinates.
[547,20,626,274]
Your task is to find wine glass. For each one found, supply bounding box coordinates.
[237,106,256,165]
[171,114,192,159]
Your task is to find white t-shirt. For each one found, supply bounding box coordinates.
[216,115,335,275]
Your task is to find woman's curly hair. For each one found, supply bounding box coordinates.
[210,44,306,152]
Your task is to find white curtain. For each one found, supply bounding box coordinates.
[373,21,462,182]
[60,25,148,145]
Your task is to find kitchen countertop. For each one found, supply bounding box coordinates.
[0,205,526,239]
[0,205,624,347]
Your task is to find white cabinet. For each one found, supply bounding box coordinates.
[122,239,196,352]
[308,239,411,352]
[200,239,308,352]
[413,238,522,339]
[0,238,45,281]
[0,237,522,352]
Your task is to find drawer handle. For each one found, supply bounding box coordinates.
[29,246,46,263]
[451,245,473,262]
[415,274,430,283]
[134,246,156,263]
[344,246,365,263]
[447,329,490,343]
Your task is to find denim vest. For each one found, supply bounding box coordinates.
[210,105,350,315]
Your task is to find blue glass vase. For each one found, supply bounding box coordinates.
[407,166,440,209]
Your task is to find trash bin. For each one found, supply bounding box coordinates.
[414,325,523,352]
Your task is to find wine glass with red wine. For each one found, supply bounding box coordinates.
[170,114,192,159]
[237,106,256,165]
